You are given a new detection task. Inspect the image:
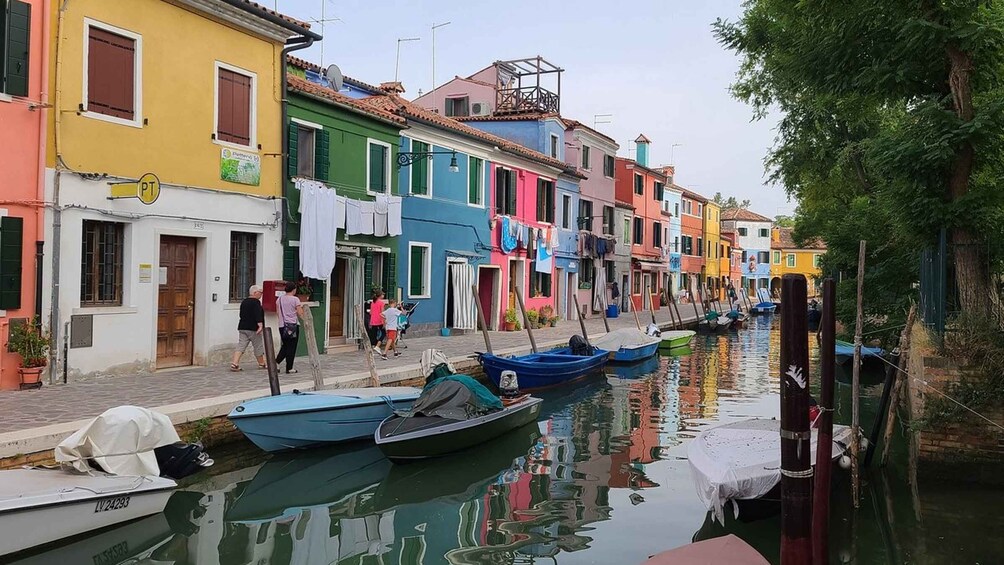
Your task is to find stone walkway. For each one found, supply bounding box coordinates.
[0,304,708,456]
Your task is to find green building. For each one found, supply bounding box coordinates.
[284,60,406,354]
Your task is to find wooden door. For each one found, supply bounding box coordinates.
[508,261,520,309]
[157,237,196,368]
[329,260,346,337]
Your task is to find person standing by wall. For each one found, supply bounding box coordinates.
[381,298,403,360]
[275,281,304,374]
[368,290,387,355]
[231,285,266,371]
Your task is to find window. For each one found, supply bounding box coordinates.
[408,243,431,298]
[674,203,679,217]
[787,253,796,267]
[580,259,595,289]
[773,251,781,264]
[579,199,593,231]
[80,220,124,306]
[623,217,631,244]
[814,254,822,268]
[759,228,769,238]
[632,271,641,294]
[634,173,644,195]
[633,218,644,245]
[682,235,693,255]
[738,227,748,236]
[742,250,748,262]
[582,145,591,169]
[468,156,484,206]
[697,237,703,256]
[216,63,255,146]
[0,216,24,309]
[561,194,571,229]
[603,154,615,177]
[445,96,469,117]
[495,167,517,215]
[673,236,679,252]
[602,206,614,235]
[758,251,770,264]
[1,0,31,97]
[697,203,703,216]
[683,200,692,215]
[229,232,257,302]
[653,222,662,248]
[654,182,664,201]
[295,125,315,177]
[530,264,552,297]
[549,134,559,158]
[536,179,555,223]
[410,140,431,196]
[367,140,391,193]
[84,20,141,124]
[605,260,615,285]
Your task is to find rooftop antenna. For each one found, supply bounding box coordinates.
[431,21,451,110]
[324,63,344,92]
[671,143,683,165]
[593,113,612,127]
[395,37,421,83]
[309,0,343,67]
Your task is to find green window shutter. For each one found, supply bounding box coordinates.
[411,141,428,195]
[384,253,396,295]
[468,157,481,205]
[369,144,386,192]
[314,128,330,181]
[409,247,423,296]
[287,122,298,179]
[364,252,374,293]
[0,216,24,310]
[3,0,31,97]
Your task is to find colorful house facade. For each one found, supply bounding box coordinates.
[721,208,773,294]
[613,198,635,312]
[721,231,744,297]
[679,188,706,298]
[0,0,45,389]
[616,136,668,312]
[663,180,683,293]
[771,227,826,297]
[42,0,316,379]
[703,201,722,301]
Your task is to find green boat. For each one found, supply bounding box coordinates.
[659,330,696,349]
[374,375,543,461]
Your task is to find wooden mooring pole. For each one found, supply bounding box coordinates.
[355,304,380,387]
[779,274,811,564]
[646,282,657,326]
[851,240,867,508]
[514,285,538,353]
[471,285,493,354]
[572,293,592,348]
[300,303,325,391]
[263,327,281,396]
[812,278,837,564]
[880,304,918,467]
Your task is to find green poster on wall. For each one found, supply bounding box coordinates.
[220,148,261,186]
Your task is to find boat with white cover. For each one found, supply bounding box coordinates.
[688,418,854,523]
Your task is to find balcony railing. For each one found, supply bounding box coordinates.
[496,86,560,115]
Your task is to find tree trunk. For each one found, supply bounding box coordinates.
[946,44,990,315]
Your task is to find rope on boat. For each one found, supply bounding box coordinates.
[780,467,814,478]
[874,353,1004,432]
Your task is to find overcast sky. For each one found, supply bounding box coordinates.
[279,0,792,218]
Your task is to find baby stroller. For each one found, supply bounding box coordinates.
[397,302,419,349]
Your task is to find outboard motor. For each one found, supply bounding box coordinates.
[568,334,594,356]
[155,441,214,480]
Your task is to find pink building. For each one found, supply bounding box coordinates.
[0,0,47,389]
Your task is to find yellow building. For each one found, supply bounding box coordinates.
[770,227,826,297]
[703,201,722,300]
[43,0,318,378]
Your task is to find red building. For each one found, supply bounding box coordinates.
[615,135,668,312]
[679,188,707,298]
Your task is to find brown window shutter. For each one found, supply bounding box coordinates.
[218,68,251,145]
[87,27,135,120]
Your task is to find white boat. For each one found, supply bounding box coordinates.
[688,418,854,523]
[0,467,175,556]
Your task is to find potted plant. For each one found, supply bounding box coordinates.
[526,308,539,329]
[504,308,518,331]
[549,316,559,327]
[538,304,554,322]
[295,276,313,300]
[8,318,50,390]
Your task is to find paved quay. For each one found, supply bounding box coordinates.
[0,304,708,458]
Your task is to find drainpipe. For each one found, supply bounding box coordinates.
[48,0,68,383]
[34,0,51,323]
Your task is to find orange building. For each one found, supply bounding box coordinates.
[615,135,668,312]
[679,188,707,298]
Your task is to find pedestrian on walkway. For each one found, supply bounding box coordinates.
[368,290,386,354]
[275,281,304,374]
[231,285,266,371]
[381,298,403,359]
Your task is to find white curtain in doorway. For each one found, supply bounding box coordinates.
[344,257,364,339]
[592,261,607,311]
[450,263,476,330]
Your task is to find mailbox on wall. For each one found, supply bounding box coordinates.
[262,280,287,312]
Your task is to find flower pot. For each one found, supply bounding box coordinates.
[504,321,516,331]
[18,367,44,390]
[549,320,558,327]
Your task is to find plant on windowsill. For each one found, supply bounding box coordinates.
[8,318,51,390]
[295,276,312,300]
[504,308,518,331]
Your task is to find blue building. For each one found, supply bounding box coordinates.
[664,183,684,291]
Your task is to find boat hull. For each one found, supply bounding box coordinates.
[659,330,695,349]
[609,341,660,362]
[480,350,609,390]
[375,397,543,461]
[228,388,420,452]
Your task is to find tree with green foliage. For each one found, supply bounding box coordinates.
[712,192,751,210]
[773,215,795,228]
[715,0,1004,329]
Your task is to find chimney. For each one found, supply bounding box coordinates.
[379,81,406,94]
[635,134,651,167]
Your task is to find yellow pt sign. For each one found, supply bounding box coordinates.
[109,173,161,205]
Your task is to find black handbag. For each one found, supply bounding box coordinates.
[278,299,299,339]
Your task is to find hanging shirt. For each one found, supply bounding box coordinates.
[333,195,346,230]
[374,194,389,237]
[345,199,363,235]
[295,179,337,280]
[359,201,375,235]
[387,196,403,236]
[501,216,517,254]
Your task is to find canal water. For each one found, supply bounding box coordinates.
[10,317,1004,564]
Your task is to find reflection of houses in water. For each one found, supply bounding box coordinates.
[608,374,671,489]
[701,342,721,420]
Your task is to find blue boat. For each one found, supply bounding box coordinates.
[592,328,661,363]
[751,289,777,315]
[606,355,661,380]
[834,339,885,365]
[479,348,610,391]
[228,387,421,452]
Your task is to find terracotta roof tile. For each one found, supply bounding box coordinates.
[635,133,651,143]
[287,75,406,125]
[616,157,667,180]
[564,118,618,146]
[679,187,707,202]
[286,56,384,93]
[360,94,583,177]
[454,112,562,123]
[721,208,772,222]
[773,227,826,250]
[238,1,311,29]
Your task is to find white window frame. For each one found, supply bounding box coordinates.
[366,138,393,195]
[406,137,434,199]
[407,242,432,299]
[466,155,485,208]
[82,18,143,129]
[773,251,781,264]
[291,118,322,178]
[549,133,560,158]
[213,61,258,150]
[787,253,796,267]
[760,228,770,238]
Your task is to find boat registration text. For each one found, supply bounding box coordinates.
[94,496,130,513]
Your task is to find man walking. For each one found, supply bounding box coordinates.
[231,285,265,371]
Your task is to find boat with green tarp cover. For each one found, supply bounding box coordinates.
[374,374,542,461]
